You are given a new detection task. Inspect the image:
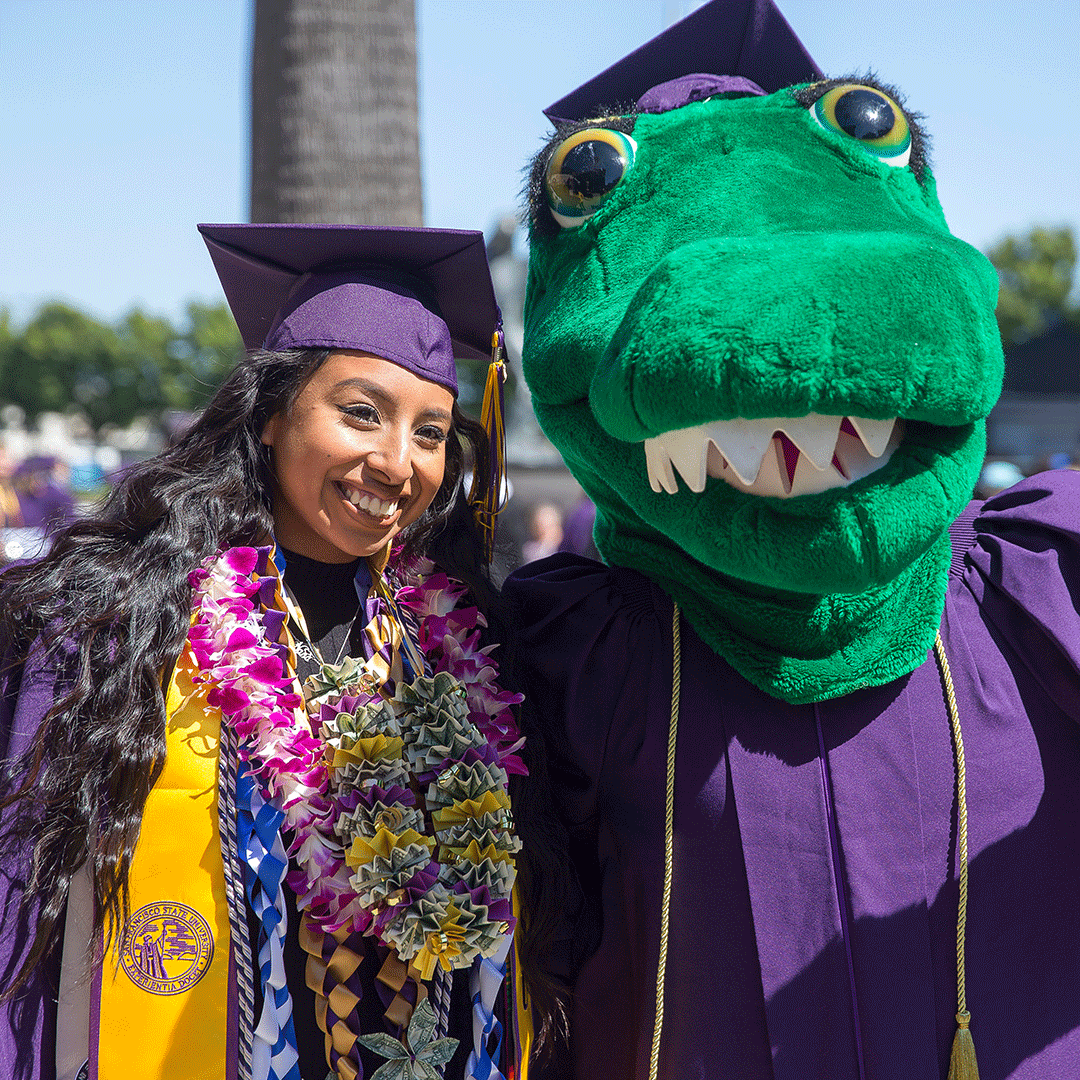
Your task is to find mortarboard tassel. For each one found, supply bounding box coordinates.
[469,328,508,564]
[935,631,980,1080]
[948,1011,979,1080]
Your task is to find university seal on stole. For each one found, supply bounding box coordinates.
[119,901,214,995]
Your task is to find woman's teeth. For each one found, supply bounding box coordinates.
[344,488,398,517]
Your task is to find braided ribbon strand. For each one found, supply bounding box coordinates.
[238,770,302,1080]
[217,704,257,1080]
[466,933,513,1080]
[299,915,372,1080]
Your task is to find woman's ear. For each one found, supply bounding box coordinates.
[260,413,278,447]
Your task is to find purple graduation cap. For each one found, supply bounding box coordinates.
[544,0,822,124]
[198,223,503,396]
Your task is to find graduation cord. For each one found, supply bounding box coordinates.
[934,630,980,1080]
[648,603,681,1080]
[645,615,978,1079]
[432,964,453,1041]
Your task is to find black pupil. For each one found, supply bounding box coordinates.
[559,140,625,199]
[834,89,896,140]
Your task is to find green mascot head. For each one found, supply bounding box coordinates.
[521,0,1004,703]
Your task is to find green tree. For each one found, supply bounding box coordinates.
[988,226,1078,347]
[0,301,243,430]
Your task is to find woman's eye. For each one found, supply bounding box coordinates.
[809,84,911,167]
[415,426,448,446]
[341,403,379,423]
[545,128,637,229]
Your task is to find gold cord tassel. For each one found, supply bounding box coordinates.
[648,604,681,1080]
[948,1011,980,1080]
[469,330,508,564]
[935,631,980,1080]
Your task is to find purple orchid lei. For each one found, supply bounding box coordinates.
[186,544,524,977]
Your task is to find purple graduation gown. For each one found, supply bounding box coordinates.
[504,470,1080,1080]
[0,648,63,1080]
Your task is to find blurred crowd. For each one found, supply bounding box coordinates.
[0,447,77,563]
[518,495,599,564]
[976,451,1080,499]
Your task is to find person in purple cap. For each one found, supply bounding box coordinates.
[13,455,76,536]
[0,224,535,1080]
[503,1,1080,1078]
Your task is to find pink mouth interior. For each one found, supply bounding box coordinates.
[776,433,800,486]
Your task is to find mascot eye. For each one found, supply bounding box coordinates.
[545,128,637,228]
[810,84,911,167]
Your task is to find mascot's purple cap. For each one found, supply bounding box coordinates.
[198,223,503,396]
[544,0,822,124]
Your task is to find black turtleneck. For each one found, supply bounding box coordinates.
[279,547,369,671]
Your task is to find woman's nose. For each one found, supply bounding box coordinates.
[366,429,412,484]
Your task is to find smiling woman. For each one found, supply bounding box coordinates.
[0,225,535,1080]
[261,351,455,563]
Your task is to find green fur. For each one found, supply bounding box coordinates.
[523,86,1004,702]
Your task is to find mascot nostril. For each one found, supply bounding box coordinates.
[506,1,1080,1079]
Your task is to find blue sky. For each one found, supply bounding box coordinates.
[1,0,1077,323]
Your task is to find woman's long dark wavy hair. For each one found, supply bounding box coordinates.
[0,347,494,997]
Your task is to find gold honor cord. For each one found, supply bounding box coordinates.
[934,630,980,1080]
[647,618,978,1080]
[649,603,682,1080]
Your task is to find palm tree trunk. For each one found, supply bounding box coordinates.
[250,0,422,226]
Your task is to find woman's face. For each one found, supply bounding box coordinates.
[261,350,455,562]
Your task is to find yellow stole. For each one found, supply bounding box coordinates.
[95,647,231,1079]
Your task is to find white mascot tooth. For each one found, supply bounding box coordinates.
[747,439,789,498]
[702,418,774,485]
[644,438,679,494]
[788,449,846,497]
[777,414,842,472]
[848,416,896,458]
[659,426,708,493]
[834,426,901,482]
[705,442,726,479]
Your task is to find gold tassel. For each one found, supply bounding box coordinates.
[469,330,508,563]
[947,1011,980,1080]
[936,634,981,1080]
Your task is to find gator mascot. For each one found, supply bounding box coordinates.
[504,2,1080,1078]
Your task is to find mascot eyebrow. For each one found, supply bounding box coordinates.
[792,73,931,180]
